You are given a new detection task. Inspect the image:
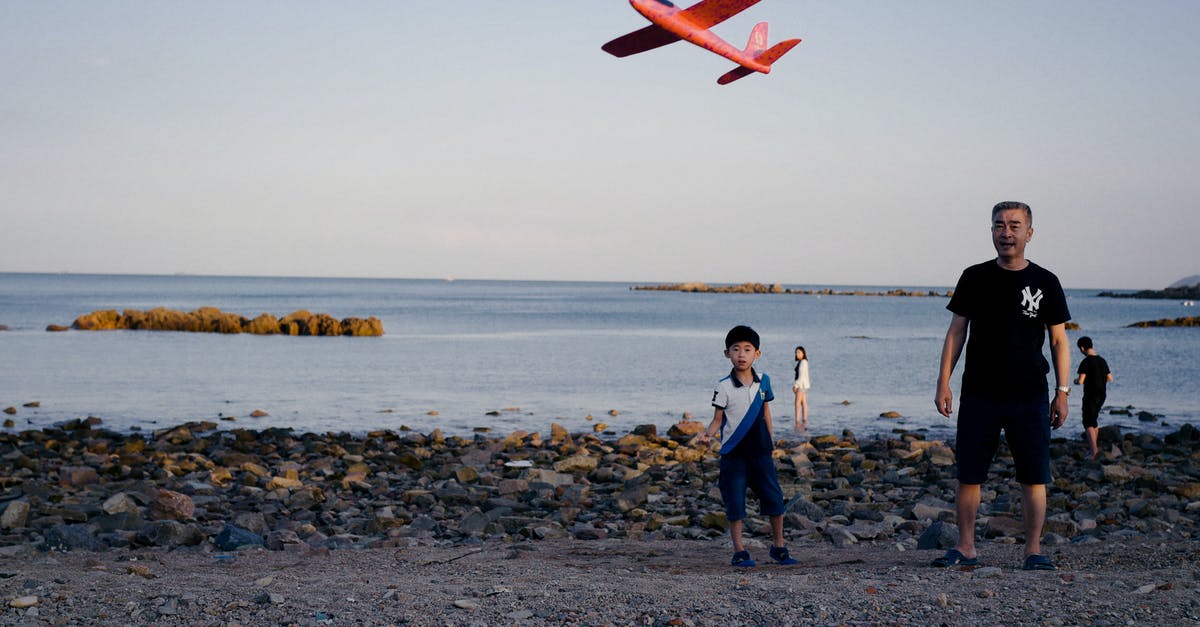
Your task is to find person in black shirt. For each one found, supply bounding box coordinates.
[933,201,1072,572]
[1074,336,1113,459]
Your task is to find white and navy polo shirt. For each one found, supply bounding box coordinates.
[712,369,774,455]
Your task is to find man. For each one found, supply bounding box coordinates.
[933,201,1072,571]
[1074,336,1113,459]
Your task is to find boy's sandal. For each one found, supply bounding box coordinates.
[930,548,978,567]
[1022,554,1057,571]
[731,550,756,568]
[769,546,798,565]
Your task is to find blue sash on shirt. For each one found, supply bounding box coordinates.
[720,382,764,455]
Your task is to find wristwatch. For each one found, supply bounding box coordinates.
[1056,385,1070,395]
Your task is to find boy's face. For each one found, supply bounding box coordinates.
[724,341,760,371]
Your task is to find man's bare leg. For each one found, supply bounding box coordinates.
[955,483,981,558]
[1021,483,1047,557]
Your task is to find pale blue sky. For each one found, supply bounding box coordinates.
[2,1,1197,289]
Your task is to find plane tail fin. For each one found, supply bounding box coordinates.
[743,22,768,56]
[718,35,802,85]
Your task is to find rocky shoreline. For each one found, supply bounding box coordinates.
[2,419,1196,553]
[1127,315,1200,328]
[632,282,951,297]
[1098,284,1200,300]
[1,419,1198,623]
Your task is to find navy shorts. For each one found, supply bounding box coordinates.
[955,393,1051,485]
[1081,394,1105,429]
[718,453,785,522]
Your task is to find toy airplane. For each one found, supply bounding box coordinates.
[602,0,800,85]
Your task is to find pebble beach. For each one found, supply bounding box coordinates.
[1,417,1198,625]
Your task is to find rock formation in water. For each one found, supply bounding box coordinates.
[67,307,383,336]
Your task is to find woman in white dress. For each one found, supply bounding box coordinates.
[793,346,810,430]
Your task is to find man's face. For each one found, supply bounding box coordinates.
[991,208,1033,261]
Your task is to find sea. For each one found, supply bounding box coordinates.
[1,273,1196,441]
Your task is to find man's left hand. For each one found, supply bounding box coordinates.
[1050,394,1068,429]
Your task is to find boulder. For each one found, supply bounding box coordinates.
[214,523,265,550]
[142,520,204,547]
[42,524,104,551]
[916,522,958,550]
[1,500,30,529]
[71,309,122,330]
[151,489,196,521]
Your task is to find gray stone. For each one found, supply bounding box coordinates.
[917,521,958,550]
[826,526,858,547]
[214,523,264,550]
[142,520,204,547]
[1,500,30,529]
[41,524,103,551]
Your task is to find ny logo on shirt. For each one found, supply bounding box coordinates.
[1020,286,1044,318]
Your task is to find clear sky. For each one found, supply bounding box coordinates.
[3,1,1198,289]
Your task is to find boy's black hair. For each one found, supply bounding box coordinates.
[725,325,760,350]
[1077,336,1093,350]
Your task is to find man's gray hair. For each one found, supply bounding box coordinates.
[992,201,1032,223]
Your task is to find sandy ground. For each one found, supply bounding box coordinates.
[2,536,1198,626]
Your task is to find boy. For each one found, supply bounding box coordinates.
[698,325,798,567]
[1074,336,1113,459]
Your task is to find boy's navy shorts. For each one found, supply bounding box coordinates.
[718,453,785,522]
[1081,394,1105,429]
[955,393,1051,485]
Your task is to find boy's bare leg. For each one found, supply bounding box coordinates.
[730,520,745,552]
[1085,426,1099,459]
[954,483,980,558]
[1021,483,1047,557]
[770,515,786,547]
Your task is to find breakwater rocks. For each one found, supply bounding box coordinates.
[68,307,383,336]
[1099,284,1200,300]
[633,282,951,297]
[1,419,1197,555]
[1127,316,1200,328]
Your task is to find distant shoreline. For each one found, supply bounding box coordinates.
[632,282,951,297]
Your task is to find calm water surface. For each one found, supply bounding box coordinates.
[1,273,1196,439]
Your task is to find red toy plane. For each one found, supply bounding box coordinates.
[602,0,801,85]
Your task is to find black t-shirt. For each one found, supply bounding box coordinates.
[1077,354,1111,398]
[947,260,1071,397]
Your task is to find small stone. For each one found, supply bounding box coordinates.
[453,599,479,610]
[936,593,950,607]
[972,567,1003,578]
[126,565,155,579]
[1134,583,1157,594]
[9,596,38,608]
[977,589,995,599]
[2,407,15,415]
[249,409,269,418]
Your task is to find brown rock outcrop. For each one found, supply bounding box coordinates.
[68,307,383,336]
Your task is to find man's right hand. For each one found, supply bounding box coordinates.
[935,382,954,417]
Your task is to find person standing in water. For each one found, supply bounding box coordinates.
[1074,336,1113,459]
[793,346,810,431]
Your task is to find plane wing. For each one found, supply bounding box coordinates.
[679,0,763,29]
[602,23,681,58]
